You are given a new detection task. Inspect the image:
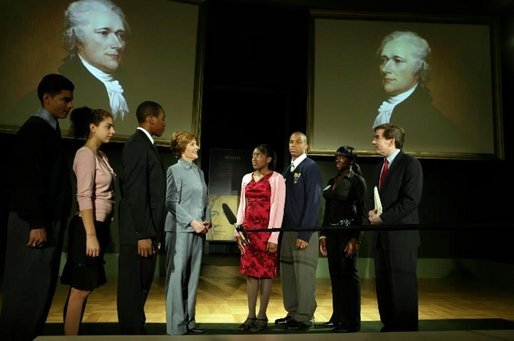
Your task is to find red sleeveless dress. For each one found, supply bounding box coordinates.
[240,173,277,278]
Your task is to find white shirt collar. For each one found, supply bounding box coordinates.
[291,153,307,170]
[137,127,155,144]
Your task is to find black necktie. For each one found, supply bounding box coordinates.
[55,121,61,138]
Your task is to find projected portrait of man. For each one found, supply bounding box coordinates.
[371,30,462,151]
[60,0,129,120]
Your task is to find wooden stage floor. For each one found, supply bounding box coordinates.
[45,258,514,330]
[2,255,513,339]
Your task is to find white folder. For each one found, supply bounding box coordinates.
[374,186,383,215]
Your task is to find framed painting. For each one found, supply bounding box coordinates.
[0,0,206,145]
[308,10,503,159]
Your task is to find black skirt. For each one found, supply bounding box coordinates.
[60,215,111,290]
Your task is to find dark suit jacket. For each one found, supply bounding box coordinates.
[282,157,322,241]
[9,116,71,228]
[118,129,166,245]
[372,150,423,250]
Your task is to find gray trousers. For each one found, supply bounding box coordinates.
[165,231,203,335]
[279,231,319,322]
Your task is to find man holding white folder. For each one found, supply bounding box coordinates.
[368,123,423,332]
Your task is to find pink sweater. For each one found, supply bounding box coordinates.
[235,171,286,244]
[73,146,115,222]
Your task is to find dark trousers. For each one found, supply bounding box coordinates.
[374,246,418,331]
[326,232,360,329]
[117,244,157,334]
[0,211,66,341]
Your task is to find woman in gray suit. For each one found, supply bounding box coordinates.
[164,131,211,335]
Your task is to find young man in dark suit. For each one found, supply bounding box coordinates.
[368,123,423,332]
[0,74,74,341]
[117,101,166,334]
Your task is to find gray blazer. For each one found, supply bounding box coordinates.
[165,159,211,233]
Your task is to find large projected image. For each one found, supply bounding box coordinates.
[0,0,204,144]
[309,12,503,159]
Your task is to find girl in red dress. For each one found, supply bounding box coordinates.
[235,144,286,333]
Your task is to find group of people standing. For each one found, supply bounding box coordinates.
[234,128,423,335]
[0,73,422,340]
[0,74,210,340]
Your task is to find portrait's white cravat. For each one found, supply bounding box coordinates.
[372,84,417,128]
[103,78,129,120]
[79,55,129,120]
[373,100,395,128]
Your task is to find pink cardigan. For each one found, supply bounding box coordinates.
[74,146,115,222]
[234,171,285,244]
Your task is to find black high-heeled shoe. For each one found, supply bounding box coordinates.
[239,317,256,331]
[249,318,268,333]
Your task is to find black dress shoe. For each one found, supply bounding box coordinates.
[321,321,336,327]
[187,327,205,334]
[333,324,360,333]
[274,315,293,325]
[285,319,312,330]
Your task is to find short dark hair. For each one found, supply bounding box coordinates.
[136,101,163,123]
[37,74,74,103]
[375,123,405,149]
